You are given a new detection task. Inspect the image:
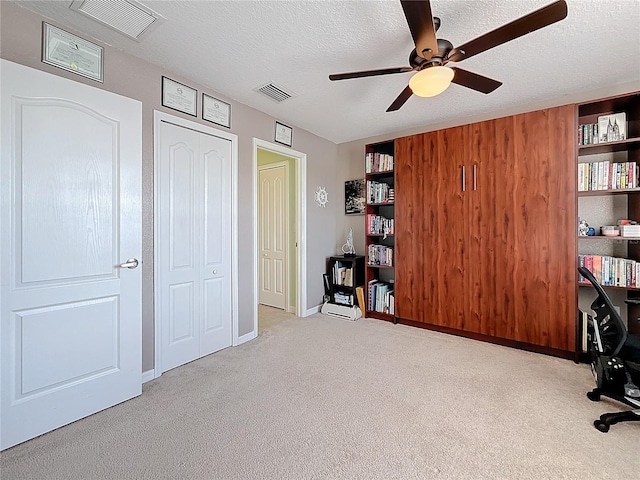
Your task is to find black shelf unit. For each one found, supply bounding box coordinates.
[327,255,365,307]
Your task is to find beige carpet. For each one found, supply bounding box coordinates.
[2,313,639,479]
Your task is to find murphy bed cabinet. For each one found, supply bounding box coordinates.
[577,92,640,337]
[365,141,395,320]
[392,105,577,356]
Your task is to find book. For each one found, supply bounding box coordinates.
[356,286,365,315]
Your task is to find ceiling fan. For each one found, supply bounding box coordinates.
[329,0,568,112]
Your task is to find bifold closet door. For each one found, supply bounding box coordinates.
[157,120,232,373]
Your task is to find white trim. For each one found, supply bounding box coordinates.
[257,161,290,311]
[305,305,322,316]
[142,369,156,384]
[153,110,239,375]
[253,139,307,338]
[236,330,258,346]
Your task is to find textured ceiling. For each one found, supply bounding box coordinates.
[12,0,640,144]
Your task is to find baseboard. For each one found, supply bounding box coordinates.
[304,305,322,317]
[235,330,257,346]
[288,306,296,314]
[142,369,156,384]
[396,317,575,360]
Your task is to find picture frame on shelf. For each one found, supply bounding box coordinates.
[598,112,627,143]
[345,179,365,215]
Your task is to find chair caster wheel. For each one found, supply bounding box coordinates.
[594,420,610,433]
[587,390,601,401]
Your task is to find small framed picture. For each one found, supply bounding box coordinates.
[345,179,366,215]
[162,76,197,116]
[42,23,104,82]
[202,93,231,128]
[274,121,293,147]
[598,112,627,143]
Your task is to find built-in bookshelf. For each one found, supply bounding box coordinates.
[577,91,640,339]
[365,141,395,321]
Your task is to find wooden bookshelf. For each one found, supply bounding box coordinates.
[364,140,395,321]
[576,91,640,340]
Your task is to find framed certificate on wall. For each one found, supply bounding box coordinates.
[162,76,197,116]
[274,121,293,147]
[202,93,231,128]
[42,23,104,82]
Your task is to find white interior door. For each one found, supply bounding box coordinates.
[157,117,232,373]
[258,163,288,310]
[0,60,142,450]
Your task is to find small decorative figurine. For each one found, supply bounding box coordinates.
[579,219,589,236]
[342,228,356,256]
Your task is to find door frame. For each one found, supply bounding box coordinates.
[258,161,290,311]
[153,110,239,378]
[253,139,307,333]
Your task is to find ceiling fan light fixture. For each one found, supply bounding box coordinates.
[409,66,454,97]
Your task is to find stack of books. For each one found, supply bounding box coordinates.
[620,224,640,237]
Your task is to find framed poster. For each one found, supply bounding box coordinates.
[42,23,104,82]
[345,179,365,215]
[202,93,231,128]
[162,76,197,116]
[274,121,293,147]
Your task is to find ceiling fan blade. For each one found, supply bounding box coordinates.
[401,0,438,59]
[450,67,502,94]
[329,67,413,81]
[387,85,413,112]
[446,0,568,62]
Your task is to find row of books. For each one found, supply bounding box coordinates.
[578,255,640,288]
[365,152,394,173]
[366,180,394,204]
[577,161,637,191]
[578,113,627,146]
[366,214,394,237]
[333,291,354,306]
[578,123,599,146]
[367,280,394,314]
[368,244,393,267]
[332,262,353,287]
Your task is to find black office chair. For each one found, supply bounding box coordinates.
[578,266,640,432]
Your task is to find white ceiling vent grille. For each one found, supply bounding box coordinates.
[254,83,296,103]
[70,0,165,41]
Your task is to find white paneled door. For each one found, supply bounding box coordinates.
[258,163,288,310]
[0,60,142,450]
[156,117,233,373]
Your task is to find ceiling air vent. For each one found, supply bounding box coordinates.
[255,83,296,103]
[69,0,165,41]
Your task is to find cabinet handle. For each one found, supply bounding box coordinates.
[461,166,466,192]
[473,164,477,191]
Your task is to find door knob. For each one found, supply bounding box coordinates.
[118,258,139,269]
[213,270,217,274]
